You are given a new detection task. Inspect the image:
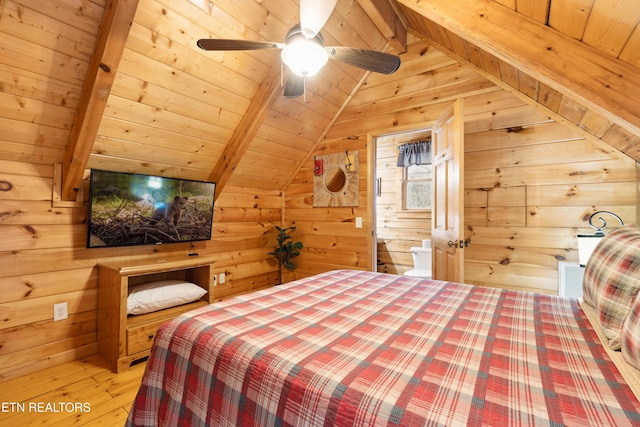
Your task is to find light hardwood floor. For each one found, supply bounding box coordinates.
[0,354,145,426]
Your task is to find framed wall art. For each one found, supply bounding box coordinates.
[313,151,359,207]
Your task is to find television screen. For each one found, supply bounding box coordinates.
[87,169,216,248]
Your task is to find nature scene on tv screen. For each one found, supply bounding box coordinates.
[88,170,215,248]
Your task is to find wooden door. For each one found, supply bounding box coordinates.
[431,100,465,282]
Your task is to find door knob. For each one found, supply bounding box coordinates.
[447,240,458,247]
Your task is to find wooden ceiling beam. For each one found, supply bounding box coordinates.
[208,63,284,197]
[395,0,640,137]
[60,0,139,201]
[422,36,634,165]
[357,0,408,53]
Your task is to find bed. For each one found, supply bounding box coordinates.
[126,227,640,426]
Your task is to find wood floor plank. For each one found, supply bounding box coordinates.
[0,378,102,425]
[82,408,130,426]
[0,354,145,426]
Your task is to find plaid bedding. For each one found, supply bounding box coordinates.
[126,269,640,426]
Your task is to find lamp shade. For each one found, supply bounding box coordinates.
[577,233,603,267]
[576,211,624,267]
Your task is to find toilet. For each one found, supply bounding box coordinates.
[404,239,432,279]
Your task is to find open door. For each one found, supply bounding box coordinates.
[431,99,465,282]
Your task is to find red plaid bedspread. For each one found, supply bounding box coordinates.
[126,270,640,426]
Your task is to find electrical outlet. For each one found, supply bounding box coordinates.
[53,302,68,321]
[213,274,217,286]
[219,272,226,284]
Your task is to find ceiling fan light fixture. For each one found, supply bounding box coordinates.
[196,3,400,100]
[281,39,328,77]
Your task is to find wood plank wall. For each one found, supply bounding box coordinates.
[284,137,371,282]
[285,39,637,292]
[284,44,467,281]
[0,163,281,381]
[464,110,637,293]
[0,0,285,382]
[1,0,638,382]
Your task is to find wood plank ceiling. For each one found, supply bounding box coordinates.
[395,0,640,163]
[56,0,640,200]
[74,0,395,198]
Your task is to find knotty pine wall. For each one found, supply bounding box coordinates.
[284,45,474,281]
[1,0,637,382]
[284,40,638,292]
[464,120,637,293]
[284,137,371,282]
[0,164,281,381]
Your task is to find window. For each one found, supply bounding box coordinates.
[396,139,432,210]
[403,164,432,210]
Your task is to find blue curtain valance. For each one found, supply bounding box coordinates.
[396,140,432,167]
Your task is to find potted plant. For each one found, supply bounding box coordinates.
[269,225,303,283]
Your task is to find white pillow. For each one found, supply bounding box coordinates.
[127,280,207,315]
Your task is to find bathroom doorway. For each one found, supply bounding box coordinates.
[373,128,433,275]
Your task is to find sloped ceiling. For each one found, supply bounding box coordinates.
[394,0,640,161]
[61,0,394,199]
[57,0,640,200]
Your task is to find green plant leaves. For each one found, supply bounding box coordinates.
[270,226,303,271]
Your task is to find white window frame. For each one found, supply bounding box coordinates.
[400,163,432,211]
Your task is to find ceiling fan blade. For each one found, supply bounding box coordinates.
[300,0,337,38]
[284,74,305,98]
[327,47,401,74]
[197,39,283,51]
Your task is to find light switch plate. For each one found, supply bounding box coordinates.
[355,217,363,228]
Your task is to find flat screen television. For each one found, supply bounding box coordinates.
[87,169,216,248]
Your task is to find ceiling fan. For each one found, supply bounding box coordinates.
[197,0,401,98]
